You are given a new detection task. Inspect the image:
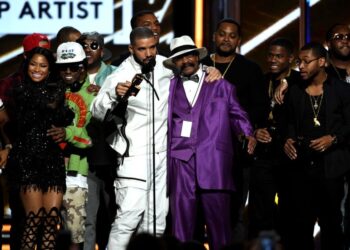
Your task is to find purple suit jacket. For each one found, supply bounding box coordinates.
[167,76,253,191]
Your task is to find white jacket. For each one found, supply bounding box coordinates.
[91,55,173,158]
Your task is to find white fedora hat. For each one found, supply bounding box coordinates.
[163,35,207,69]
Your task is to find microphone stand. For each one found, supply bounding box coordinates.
[141,75,159,100]
[141,59,158,237]
[151,70,157,237]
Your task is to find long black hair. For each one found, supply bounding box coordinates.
[23,47,59,83]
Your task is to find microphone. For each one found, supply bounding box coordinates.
[118,57,159,102]
[141,57,159,100]
[119,74,143,102]
[141,57,156,76]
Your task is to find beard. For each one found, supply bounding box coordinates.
[133,55,156,74]
[330,48,350,61]
[216,47,236,57]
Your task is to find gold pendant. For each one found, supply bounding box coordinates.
[313,117,321,127]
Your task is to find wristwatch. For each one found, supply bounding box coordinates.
[4,144,12,151]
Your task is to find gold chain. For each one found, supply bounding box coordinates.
[308,93,323,127]
[211,54,235,78]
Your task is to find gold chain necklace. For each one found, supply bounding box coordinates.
[211,54,235,78]
[308,93,323,127]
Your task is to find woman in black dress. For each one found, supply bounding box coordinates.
[7,47,73,249]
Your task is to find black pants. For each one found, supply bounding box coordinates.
[9,188,25,250]
[84,164,117,250]
[283,159,344,250]
[343,172,350,249]
[230,153,253,243]
[248,158,281,239]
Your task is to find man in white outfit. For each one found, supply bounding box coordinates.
[91,27,221,250]
[91,27,171,250]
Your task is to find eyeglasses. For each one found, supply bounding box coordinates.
[80,41,100,51]
[58,64,82,72]
[331,33,350,41]
[295,57,320,66]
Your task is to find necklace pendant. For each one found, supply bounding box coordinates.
[313,117,321,127]
[313,103,318,109]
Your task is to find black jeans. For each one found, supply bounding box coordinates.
[283,159,345,250]
[248,158,282,239]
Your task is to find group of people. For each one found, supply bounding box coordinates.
[0,9,349,250]
[0,27,117,250]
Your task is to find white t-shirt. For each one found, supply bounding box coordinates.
[88,72,98,85]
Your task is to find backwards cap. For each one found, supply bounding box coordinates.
[22,33,50,53]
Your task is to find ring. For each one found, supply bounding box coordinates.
[321,147,325,152]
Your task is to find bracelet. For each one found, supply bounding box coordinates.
[4,144,12,151]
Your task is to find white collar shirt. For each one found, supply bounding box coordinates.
[182,66,205,106]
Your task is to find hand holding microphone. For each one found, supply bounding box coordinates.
[115,74,143,102]
[115,58,157,102]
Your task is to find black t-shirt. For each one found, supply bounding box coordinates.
[301,92,326,140]
[201,53,266,128]
[255,70,301,159]
[326,65,348,82]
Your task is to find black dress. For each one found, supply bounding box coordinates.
[7,79,73,193]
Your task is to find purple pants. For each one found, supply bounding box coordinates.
[169,156,232,250]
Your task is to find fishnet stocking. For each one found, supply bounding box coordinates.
[20,208,44,250]
[40,207,62,250]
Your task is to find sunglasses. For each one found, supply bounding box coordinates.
[331,33,350,41]
[80,41,100,51]
[58,64,82,72]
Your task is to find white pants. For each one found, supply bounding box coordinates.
[107,151,168,250]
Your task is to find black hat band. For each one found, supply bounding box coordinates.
[170,45,197,56]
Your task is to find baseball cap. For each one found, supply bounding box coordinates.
[22,33,51,53]
[77,31,104,47]
[56,42,86,64]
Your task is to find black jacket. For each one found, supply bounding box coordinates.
[254,70,301,160]
[287,76,350,178]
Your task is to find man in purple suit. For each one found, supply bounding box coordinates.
[163,36,256,250]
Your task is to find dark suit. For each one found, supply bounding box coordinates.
[284,76,350,250]
[326,63,350,249]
